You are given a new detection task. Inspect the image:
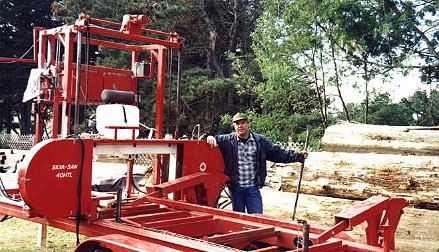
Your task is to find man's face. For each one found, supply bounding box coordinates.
[233,119,250,139]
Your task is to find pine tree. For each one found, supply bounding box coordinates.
[0,0,59,134]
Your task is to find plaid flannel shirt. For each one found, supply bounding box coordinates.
[236,134,257,187]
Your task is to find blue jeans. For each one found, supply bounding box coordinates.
[229,186,263,214]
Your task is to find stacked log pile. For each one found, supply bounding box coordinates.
[273,122,439,210]
[321,121,439,156]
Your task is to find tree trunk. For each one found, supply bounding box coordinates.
[428,88,436,126]
[227,0,240,55]
[330,44,350,121]
[225,0,240,111]
[363,60,369,124]
[321,121,439,155]
[319,50,328,129]
[270,150,439,210]
[267,122,439,210]
[314,48,328,129]
[198,0,224,78]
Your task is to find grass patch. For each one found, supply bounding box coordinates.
[0,217,86,252]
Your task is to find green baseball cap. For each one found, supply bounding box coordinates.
[232,112,248,122]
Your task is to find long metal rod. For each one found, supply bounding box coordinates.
[154,47,166,138]
[116,186,122,223]
[303,220,310,252]
[174,49,182,138]
[73,31,82,135]
[166,49,173,134]
[83,31,90,126]
[292,125,312,220]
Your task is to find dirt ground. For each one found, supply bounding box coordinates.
[260,189,439,252]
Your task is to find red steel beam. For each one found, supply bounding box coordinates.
[334,196,389,230]
[142,196,340,236]
[207,227,279,245]
[94,219,236,252]
[0,57,36,63]
[156,218,221,237]
[315,220,349,244]
[87,16,180,42]
[140,215,213,229]
[155,47,166,138]
[124,211,191,224]
[153,172,209,195]
[76,26,181,49]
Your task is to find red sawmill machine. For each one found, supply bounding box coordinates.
[0,14,409,251]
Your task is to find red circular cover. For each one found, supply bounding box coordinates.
[18,139,91,218]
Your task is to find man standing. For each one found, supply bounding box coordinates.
[207,112,308,214]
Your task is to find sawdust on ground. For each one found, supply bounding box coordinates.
[260,189,439,252]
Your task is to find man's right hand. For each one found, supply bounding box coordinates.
[206,135,217,147]
[301,151,309,159]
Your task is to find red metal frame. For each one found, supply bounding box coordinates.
[1,14,180,142]
[0,14,410,251]
[0,181,409,252]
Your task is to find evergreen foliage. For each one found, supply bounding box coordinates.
[0,0,60,133]
[0,0,437,147]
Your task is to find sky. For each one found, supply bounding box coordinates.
[328,69,432,111]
